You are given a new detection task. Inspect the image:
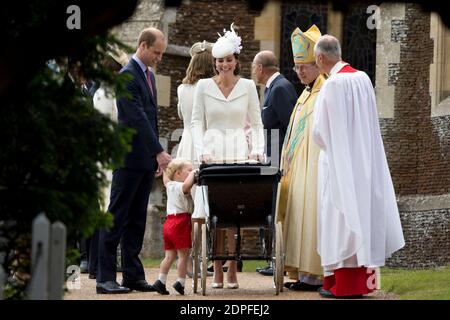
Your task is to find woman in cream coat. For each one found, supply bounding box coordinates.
[191,23,265,289]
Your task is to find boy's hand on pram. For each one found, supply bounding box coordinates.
[192,169,200,184]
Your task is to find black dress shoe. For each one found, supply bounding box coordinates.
[318,287,336,298]
[258,266,274,276]
[290,281,322,291]
[283,281,297,289]
[121,279,155,292]
[318,286,363,299]
[79,261,89,274]
[256,264,270,273]
[172,281,185,295]
[88,273,96,280]
[152,280,169,295]
[96,281,130,294]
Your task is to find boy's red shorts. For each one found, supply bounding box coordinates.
[163,213,192,250]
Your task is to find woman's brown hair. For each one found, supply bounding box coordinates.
[182,50,215,85]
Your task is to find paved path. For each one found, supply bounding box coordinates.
[65,268,394,300]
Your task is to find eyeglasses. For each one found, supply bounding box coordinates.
[292,64,315,72]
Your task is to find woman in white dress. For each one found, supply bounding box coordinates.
[176,41,215,164]
[191,23,265,288]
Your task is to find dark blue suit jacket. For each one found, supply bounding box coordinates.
[261,74,297,161]
[117,59,163,171]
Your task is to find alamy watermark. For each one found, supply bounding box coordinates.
[366,5,381,30]
[65,4,380,31]
[66,5,81,30]
[66,264,81,289]
[366,267,381,290]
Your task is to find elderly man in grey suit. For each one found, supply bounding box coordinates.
[252,50,297,276]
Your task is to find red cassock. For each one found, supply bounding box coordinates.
[323,267,375,297]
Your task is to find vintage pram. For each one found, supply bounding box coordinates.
[191,162,285,295]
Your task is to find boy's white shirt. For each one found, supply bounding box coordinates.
[166,181,194,215]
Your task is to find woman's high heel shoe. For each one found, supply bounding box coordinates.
[226,282,239,289]
[211,282,223,289]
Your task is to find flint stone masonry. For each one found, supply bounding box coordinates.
[388,63,400,86]
[380,4,448,196]
[112,0,164,48]
[391,19,408,43]
[379,4,449,267]
[387,208,450,268]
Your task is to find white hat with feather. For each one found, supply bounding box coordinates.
[212,23,242,58]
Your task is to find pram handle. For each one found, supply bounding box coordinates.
[198,163,281,181]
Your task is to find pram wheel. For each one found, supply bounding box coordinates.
[273,221,285,295]
[201,222,207,296]
[192,219,202,293]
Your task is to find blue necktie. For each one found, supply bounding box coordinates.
[264,87,269,103]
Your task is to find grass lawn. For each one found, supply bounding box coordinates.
[381,266,450,300]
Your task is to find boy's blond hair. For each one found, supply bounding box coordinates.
[165,159,192,180]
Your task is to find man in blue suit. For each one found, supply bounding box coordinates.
[252,51,297,276]
[252,51,297,166]
[97,27,172,294]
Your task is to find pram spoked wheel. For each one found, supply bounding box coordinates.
[273,221,285,295]
[191,219,202,293]
[201,222,208,296]
[191,218,209,296]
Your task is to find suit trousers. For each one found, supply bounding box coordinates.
[88,230,99,275]
[79,237,90,263]
[97,168,154,283]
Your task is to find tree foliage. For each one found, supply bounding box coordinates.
[0,1,137,299]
